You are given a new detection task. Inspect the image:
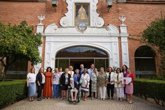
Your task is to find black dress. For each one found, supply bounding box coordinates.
[60,73,71,90]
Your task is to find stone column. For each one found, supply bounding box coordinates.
[35,15,45,72]
[119,16,129,67]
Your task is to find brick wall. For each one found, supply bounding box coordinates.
[0,1,164,35]
[0,1,165,73]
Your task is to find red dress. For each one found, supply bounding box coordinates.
[43,72,52,97]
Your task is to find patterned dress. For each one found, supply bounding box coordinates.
[125,73,135,94]
[80,73,90,92]
[91,72,97,92]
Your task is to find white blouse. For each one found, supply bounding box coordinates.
[69,71,74,78]
[41,73,45,84]
[52,72,61,84]
[80,73,90,88]
[27,73,36,83]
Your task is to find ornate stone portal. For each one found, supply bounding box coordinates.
[36,0,130,70]
[76,5,89,32]
[60,0,104,27]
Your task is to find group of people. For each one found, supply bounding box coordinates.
[26,64,135,104]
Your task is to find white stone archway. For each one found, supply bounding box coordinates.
[43,23,121,70]
[54,43,111,68]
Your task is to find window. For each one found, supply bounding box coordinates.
[135,46,156,75]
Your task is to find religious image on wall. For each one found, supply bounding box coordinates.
[75,3,90,32]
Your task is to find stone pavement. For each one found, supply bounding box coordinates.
[2,97,164,110]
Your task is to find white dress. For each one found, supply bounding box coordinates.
[114,72,124,98]
[80,73,90,92]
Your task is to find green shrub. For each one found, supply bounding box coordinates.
[0,80,27,108]
[136,74,165,80]
[134,78,165,106]
[5,74,26,79]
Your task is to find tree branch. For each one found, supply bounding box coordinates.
[0,56,6,67]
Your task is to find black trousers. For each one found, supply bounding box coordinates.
[107,84,114,98]
[89,80,92,97]
[37,84,44,98]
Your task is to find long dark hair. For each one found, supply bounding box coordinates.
[38,67,44,74]
[116,68,121,73]
[46,67,52,72]
[121,65,128,72]
[30,67,35,73]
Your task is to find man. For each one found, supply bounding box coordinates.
[70,74,79,102]
[88,64,95,97]
[80,64,85,76]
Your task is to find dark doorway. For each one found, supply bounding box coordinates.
[70,59,94,70]
[55,45,109,70]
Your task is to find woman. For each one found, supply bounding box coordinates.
[97,67,107,100]
[80,68,90,101]
[125,69,135,104]
[43,67,53,99]
[69,65,74,78]
[106,67,115,100]
[91,68,98,99]
[27,67,36,101]
[53,68,62,98]
[114,68,124,101]
[60,68,71,100]
[59,67,63,74]
[122,64,129,99]
[122,65,129,77]
[36,67,45,101]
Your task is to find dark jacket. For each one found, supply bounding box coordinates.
[36,73,42,86]
[73,74,81,89]
[60,73,71,86]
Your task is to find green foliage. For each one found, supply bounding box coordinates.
[0,21,42,64]
[134,78,165,106]
[142,18,165,51]
[136,74,165,80]
[142,18,165,74]
[0,80,27,108]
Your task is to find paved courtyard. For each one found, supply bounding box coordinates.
[2,97,164,110]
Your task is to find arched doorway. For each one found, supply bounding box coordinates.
[134,46,156,75]
[55,46,109,70]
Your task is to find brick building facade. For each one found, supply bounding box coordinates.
[0,0,165,75]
